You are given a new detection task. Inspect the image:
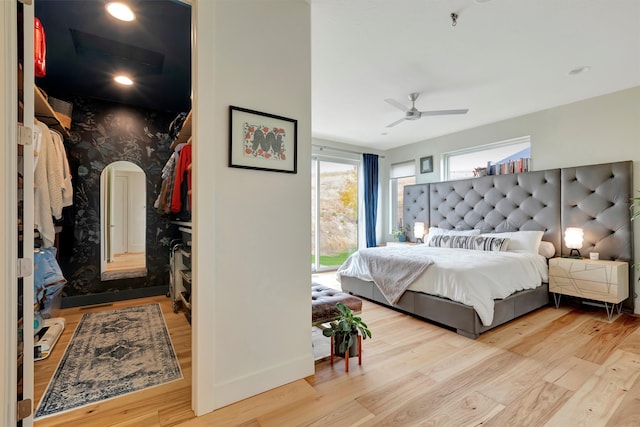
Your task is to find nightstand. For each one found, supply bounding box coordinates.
[548,257,629,320]
[386,241,417,247]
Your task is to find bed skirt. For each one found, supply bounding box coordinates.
[340,276,549,339]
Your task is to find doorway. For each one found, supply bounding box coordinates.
[23,0,194,424]
[311,157,359,272]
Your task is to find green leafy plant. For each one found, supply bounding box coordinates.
[322,302,372,354]
[392,224,410,239]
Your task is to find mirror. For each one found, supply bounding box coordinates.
[100,161,147,281]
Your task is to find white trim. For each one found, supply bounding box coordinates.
[1,2,19,425]
[190,0,216,415]
[22,4,36,425]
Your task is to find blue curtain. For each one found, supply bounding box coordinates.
[363,153,379,247]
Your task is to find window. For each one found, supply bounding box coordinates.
[443,136,531,181]
[311,157,359,272]
[389,161,416,233]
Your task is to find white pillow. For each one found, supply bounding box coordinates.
[424,227,481,245]
[538,241,556,258]
[428,235,510,252]
[479,230,544,254]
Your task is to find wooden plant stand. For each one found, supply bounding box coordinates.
[330,334,362,372]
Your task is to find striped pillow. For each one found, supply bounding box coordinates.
[428,235,510,252]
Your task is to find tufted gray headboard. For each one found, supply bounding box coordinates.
[561,161,632,262]
[403,161,632,263]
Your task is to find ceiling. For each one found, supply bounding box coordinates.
[311,0,640,150]
[34,1,640,151]
[34,0,192,114]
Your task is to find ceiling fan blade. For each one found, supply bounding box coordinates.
[384,98,409,112]
[419,109,469,117]
[386,117,406,128]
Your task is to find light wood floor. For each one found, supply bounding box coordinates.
[105,251,146,273]
[34,285,640,426]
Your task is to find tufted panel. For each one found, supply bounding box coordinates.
[561,161,632,262]
[311,283,362,324]
[403,184,429,242]
[429,170,562,253]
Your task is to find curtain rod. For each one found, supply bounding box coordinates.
[312,144,386,159]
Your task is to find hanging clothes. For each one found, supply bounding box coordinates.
[49,128,73,207]
[33,122,43,170]
[171,143,192,216]
[34,120,63,247]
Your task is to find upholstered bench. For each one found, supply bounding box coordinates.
[312,283,362,326]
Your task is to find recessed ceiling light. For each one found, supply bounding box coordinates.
[106,2,135,22]
[114,75,133,86]
[568,66,591,76]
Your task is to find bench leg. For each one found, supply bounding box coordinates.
[358,334,362,366]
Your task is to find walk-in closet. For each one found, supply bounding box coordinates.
[16,0,195,424]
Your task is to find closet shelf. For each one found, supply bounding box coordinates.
[18,65,70,138]
[170,109,192,150]
[35,87,70,138]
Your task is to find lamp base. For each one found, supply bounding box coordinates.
[568,248,581,258]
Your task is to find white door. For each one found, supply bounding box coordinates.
[126,170,145,253]
[112,175,128,255]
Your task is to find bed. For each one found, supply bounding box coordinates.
[338,161,633,338]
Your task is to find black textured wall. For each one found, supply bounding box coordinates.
[59,97,182,298]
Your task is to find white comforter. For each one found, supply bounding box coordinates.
[337,245,548,326]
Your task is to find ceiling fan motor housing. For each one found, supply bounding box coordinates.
[406,109,421,120]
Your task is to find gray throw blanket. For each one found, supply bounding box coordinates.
[357,246,433,304]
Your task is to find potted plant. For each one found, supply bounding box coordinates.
[322,302,372,357]
[392,224,410,242]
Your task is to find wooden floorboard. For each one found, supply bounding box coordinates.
[32,285,640,426]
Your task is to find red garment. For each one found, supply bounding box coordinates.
[34,18,47,77]
[171,144,192,214]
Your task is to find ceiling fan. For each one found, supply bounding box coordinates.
[384,92,469,128]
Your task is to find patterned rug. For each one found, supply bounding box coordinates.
[35,303,183,419]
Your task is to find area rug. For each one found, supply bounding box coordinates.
[312,326,331,361]
[35,303,183,419]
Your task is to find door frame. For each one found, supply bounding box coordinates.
[1,0,220,423]
[1,1,19,424]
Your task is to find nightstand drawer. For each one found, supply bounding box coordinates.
[549,258,628,304]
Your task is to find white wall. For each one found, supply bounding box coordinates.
[384,86,640,311]
[192,0,312,414]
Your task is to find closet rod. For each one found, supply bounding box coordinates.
[312,144,385,159]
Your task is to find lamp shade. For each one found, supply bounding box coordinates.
[413,222,426,240]
[564,227,584,249]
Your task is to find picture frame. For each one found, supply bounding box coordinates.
[229,105,298,174]
[420,155,434,174]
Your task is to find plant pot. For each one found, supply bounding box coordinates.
[398,235,407,242]
[333,330,359,358]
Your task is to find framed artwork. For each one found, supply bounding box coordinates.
[420,155,434,174]
[229,106,298,174]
